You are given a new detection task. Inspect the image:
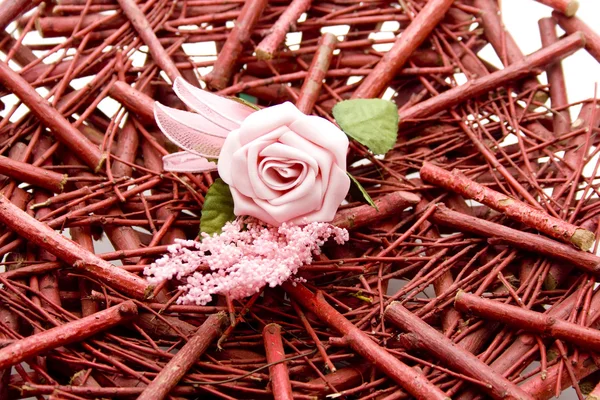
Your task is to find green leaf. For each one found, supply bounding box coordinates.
[228,95,260,111]
[200,179,236,237]
[348,173,378,210]
[332,99,399,155]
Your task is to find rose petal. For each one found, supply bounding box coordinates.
[278,131,333,190]
[259,142,318,172]
[267,168,316,206]
[246,136,281,200]
[237,102,305,145]
[291,164,350,224]
[229,126,289,199]
[162,152,217,172]
[289,115,349,169]
[259,158,307,191]
[154,103,225,158]
[173,77,253,131]
[217,129,242,184]
[230,187,280,226]
[254,175,322,223]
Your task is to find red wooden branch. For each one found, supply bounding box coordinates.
[352,0,455,99]
[296,32,337,114]
[520,353,596,399]
[263,323,294,400]
[256,0,312,60]
[0,0,40,31]
[204,0,269,90]
[283,282,451,400]
[474,0,546,101]
[47,177,162,229]
[430,204,600,274]
[0,156,67,193]
[553,11,600,64]
[421,162,594,250]
[0,195,153,300]
[538,17,571,138]
[535,0,579,16]
[0,61,105,170]
[385,302,534,400]
[398,33,584,122]
[455,291,600,353]
[291,301,336,373]
[108,81,155,125]
[137,312,228,400]
[0,301,137,370]
[116,0,181,82]
[331,191,420,230]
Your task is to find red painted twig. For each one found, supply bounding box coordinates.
[138,312,228,400]
[398,33,584,122]
[352,0,455,99]
[385,302,534,400]
[296,32,337,114]
[204,0,268,90]
[0,301,137,370]
[263,323,294,400]
[283,282,451,400]
[0,195,153,299]
[421,162,594,250]
[0,61,105,170]
[256,0,312,60]
[455,291,600,353]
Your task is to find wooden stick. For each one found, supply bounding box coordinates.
[0,301,137,370]
[455,291,600,353]
[385,302,534,400]
[429,204,600,274]
[256,0,312,60]
[204,0,268,90]
[538,17,571,138]
[520,353,596,399]
[137,312,228,400]
[535,0,579,16]
[331,190,420,230]
[0,195,153,300]
[291,302,336,373]
[296,33,337,114]
[116,0,181,82]
[0,156,67,193]
[553,11,600,64]
[0,61,105,170]
[474,0,546,101]
[263,323,294,400]
[420,162,595,250]
[283,282,451,400]
[0,0,40,31]
[108,81,155,125]
[398,33,584,122]
[352,0,455,99]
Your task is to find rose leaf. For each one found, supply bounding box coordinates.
[332,99,398,155]
[347,172,378,210]
[228,94,261,111]
[200,178,236,237]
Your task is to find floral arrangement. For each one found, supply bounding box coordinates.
[145,77,398,304]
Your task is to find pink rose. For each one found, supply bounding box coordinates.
[155,78,350,226]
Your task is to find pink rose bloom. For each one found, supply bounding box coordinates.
[155,77,350,226]
[218,102,350,225]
